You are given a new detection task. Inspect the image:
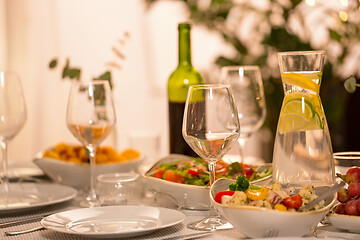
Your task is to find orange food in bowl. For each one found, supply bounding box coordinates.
[42,142,140,165]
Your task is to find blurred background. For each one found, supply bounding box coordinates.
[1,0,359,165]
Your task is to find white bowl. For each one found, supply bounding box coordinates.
[34,155,144,189]
[333,152,360,170]
[142,154,272,210]
[327,213,360,233]
[210,178,337,238]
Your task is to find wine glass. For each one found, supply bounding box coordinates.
[0,72,27,193]
[66,80,116,207]
[220,66,266,163]
[183,84,240,230]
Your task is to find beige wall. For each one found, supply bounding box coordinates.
[1,0,235,166]
[2,0,271,167]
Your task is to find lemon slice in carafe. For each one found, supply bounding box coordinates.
[281,72,321,93]
[278,92,324,134]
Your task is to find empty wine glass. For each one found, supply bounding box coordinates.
[183,84,240,230]
[220,66,266,163]
[0,72,26,192]
[0,72,27,192]
[67,80,116,207]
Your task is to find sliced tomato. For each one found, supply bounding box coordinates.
[187,168,205,177]
[153,168,165,179]
[241,163,254,179]
[163,170,186,184]
[215,160,229,176]
[282,194,303,209]
[214,190,235,203]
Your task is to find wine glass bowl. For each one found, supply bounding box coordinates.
[220,66,266,162]
[66,80,116,207]
[182,84,240,230]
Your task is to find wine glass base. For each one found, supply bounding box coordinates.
[79,199,101,208]
[187,216,229,231]
[77,190,101,208]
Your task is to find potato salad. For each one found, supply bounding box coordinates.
[215,176,325,212]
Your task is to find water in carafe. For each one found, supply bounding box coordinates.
[272,51,335,187]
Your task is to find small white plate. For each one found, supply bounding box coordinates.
[328,213,360,233]
[0,183,77,213]
[41,206,185,239]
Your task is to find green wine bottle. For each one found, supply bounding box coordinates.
[168,22,203,157]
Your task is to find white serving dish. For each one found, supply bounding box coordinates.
[210,178,337,238]
[142,154,271,210]
[34,154,144,189]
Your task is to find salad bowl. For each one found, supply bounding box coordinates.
[142,154,272,210]
[210,178,337,238]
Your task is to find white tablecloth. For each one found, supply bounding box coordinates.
[1,195,360,240]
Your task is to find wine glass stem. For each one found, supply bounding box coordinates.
[0,141,9,192]
[208,162,218,218]
[86,145,97,204]
[238,138,245,163]
[208,162,216,186]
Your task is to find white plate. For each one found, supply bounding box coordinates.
[0,183,77,213]
[328,213,360,233]
[41,206,185,239]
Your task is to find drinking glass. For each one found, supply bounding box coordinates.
[220,66,266,163]
[0,72,27,192]
[273,51,334,187]
[183,84,240,230]
[67,80,116,207]
[96,172,141,206]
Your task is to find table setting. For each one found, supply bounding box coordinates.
[1,50,360,240]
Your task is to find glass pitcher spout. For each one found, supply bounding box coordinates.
[272,51,335,187]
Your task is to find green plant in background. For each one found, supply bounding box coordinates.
[49,31,131,90]
[344,76,360,93]
[145,0,360,152]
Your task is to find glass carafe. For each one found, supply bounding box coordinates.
[272,51,335,187]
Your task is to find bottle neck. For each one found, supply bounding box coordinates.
[178,27,192,67]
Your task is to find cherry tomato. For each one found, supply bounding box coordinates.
[215,160,230,176]
[214,190,235,203]
[163,170,186,184]
[153,168,164,179]
[282,194,303,209]
[241,163,254,179]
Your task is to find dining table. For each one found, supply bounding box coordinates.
[1,172,360,240]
